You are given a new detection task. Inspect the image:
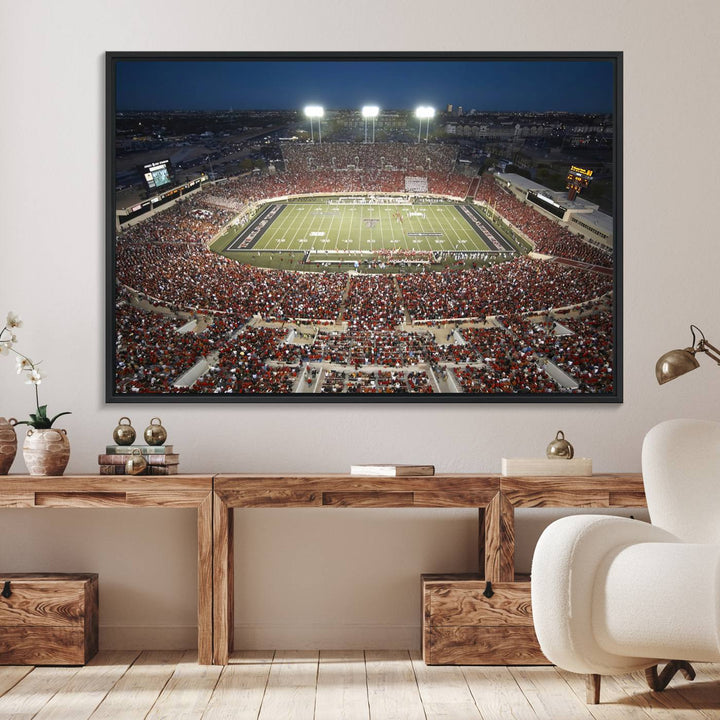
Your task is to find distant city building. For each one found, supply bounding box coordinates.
[446,104,453,113]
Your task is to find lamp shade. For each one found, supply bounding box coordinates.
[655,348,700,385]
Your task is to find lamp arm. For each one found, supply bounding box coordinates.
[698,340,720,365]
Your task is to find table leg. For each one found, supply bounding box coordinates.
[213,492,234,665]
[483,492,515,582]
[478,507,486,577]
[197,493,213,665]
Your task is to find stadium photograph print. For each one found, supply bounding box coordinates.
[107,52,622,403]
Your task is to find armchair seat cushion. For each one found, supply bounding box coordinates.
[594,542,720,662]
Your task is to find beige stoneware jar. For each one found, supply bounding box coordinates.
[0,417,17,475]
[22,427,70,476]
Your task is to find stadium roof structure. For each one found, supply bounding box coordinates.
[496,172,613,248]
[496,172,598,213]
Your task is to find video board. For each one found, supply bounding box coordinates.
[142,159,173,192]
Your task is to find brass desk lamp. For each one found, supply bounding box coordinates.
[655,325,720,384]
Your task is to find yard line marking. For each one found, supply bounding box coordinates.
[378,202,386,254]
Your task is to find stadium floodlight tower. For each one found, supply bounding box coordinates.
[304,105,324,144]
[415,106,435,143]
[361,105,379,143]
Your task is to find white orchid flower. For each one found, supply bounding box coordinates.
[16,356,33,373]
[6,312,22,329]
[25,368,46,385]
[3,310,71,428]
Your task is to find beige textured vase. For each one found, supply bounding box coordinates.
[0,417,18,475]
[22,428,70,476]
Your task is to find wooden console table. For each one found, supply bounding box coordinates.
[0,475,214,665]
[212,473,645,665]
[1,473,647,666]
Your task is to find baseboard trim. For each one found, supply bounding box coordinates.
[233,623,421,650]
[100,625,198,650]
[99,624,421,650]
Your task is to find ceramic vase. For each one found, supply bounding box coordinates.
[0,417,17,475]
[22,428,70,476]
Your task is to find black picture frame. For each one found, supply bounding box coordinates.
[107,51,622,403]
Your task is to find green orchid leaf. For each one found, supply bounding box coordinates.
[48,411,72,427]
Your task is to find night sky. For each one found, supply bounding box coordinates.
[115,58,615,114]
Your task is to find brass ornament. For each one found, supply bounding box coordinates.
[546,430,574,459]
[144,417,167,446]
[125,449,147,475]
[112,417,136,446]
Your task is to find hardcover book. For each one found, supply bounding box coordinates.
[105,445,174,454]
[98,464,179,475]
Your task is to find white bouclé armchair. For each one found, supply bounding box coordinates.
[531,418,720,703]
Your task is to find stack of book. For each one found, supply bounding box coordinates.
[98,445,180,475]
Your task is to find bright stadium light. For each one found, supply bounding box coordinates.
[415,106,435,143]
[361,105,379,144]
[304,105,325,144]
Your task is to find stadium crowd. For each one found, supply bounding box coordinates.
[321,368,433,394]
[499,313,614,393]
[114,299,238,393]
[191,327,298,394]
[281,142,458,174]
[114,147,615,395]
[121,196,234,246]
[304,331,429,367]
[343,275,404,330]
[547,312,613,392]
[451,327,559,393]
[397,257,612,321]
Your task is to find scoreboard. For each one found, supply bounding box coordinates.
[142,159,173,192]
[566,165,593,200]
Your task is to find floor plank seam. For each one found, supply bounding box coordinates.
[252,648,275,720]
[312,652,321,720]
[458,666,484,719]
[0,667,33,700]
[407,649,430,720]
[363,650,372,720]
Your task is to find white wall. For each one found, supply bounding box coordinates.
[1,0,719,650]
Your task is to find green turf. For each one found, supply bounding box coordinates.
[211,201,512,273]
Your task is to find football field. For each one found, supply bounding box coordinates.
[216,201,515,258]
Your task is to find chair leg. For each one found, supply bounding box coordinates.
[586,674,601,704]
[645,661,696,692]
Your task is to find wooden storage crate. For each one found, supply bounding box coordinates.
[0,573,98,665]
[422,573,548,665]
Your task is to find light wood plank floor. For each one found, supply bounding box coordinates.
[0,651,717,720]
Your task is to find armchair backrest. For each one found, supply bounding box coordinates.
[642,418,720,544]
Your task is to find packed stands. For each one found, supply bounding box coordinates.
[474,175,612,267]
[114,145,615,395]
